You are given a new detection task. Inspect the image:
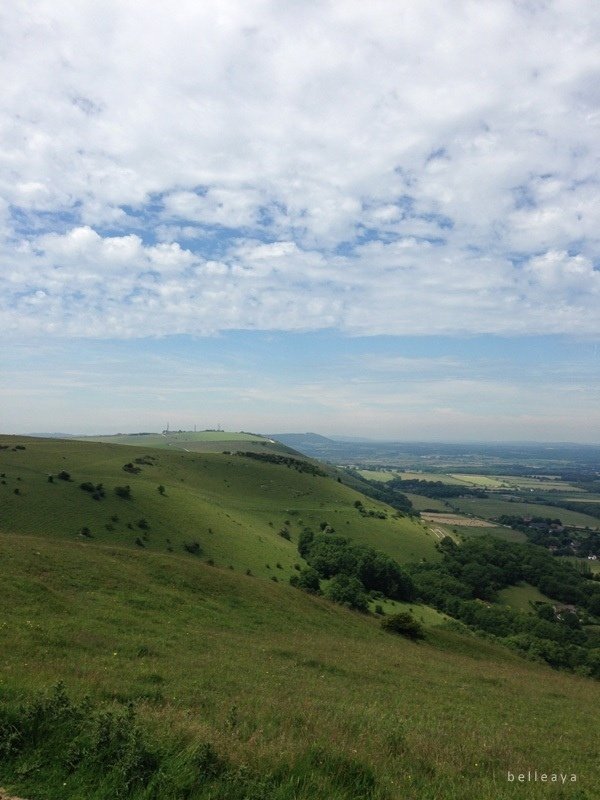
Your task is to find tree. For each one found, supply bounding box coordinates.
[324,574,369,611]
[289,567,321,594]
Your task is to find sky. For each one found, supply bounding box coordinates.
[1,0,599,441]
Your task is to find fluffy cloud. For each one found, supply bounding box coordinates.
[1,0,599,337]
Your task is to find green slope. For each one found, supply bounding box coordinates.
[1,531,599,800]
[0,436,437,580]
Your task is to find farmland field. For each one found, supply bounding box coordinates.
[420,512,495,528]
[450,497,600,529]
[454,525,528,543]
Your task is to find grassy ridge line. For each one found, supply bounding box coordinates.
[1,530,599,799]
[75,430,301,457]
[0,437,438,574]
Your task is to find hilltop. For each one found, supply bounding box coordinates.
[75,429,300,457]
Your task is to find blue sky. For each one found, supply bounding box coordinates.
[1,1,599,441]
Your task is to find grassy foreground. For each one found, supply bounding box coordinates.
[1,437,599,798]
[2,532,599,799]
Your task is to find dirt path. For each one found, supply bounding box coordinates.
[0,790,30,800]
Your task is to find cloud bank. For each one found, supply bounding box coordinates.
[1,0,599,338]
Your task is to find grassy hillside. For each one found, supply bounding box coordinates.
[1,531,599,800]
[0,436,437,580]
[1,436,600,799]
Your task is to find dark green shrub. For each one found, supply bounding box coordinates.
[157,484,166,495]
[183,541,202,555]
[381,612,425,640]
[135,537,145,548]
[122,462,141,474]
[279,527,291,540]
[114,485,131,500]
[58,470,71,481]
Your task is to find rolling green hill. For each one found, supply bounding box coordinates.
[76,430,299,456]
[1,436,599,800]
[0,436,436,576]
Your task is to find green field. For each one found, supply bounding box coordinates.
[448,473,507,488]
[450,474,584,492]
[397,471,467,485]
[498,583,555,613]
[1,436,600,799]
[403,492,450,512]
[453,525,528,544]
[357,469,397,483]
[451,497,600,529]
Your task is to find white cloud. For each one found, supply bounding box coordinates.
[1,0,599,338]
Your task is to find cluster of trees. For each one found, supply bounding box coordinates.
[291,528,415,611]
[407,537,600,675]
[387,477,487,499]
[236,452,327,476]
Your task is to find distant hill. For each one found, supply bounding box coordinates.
[269,432,345,458]
[272,434,600,470]
[75,430,301,457]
